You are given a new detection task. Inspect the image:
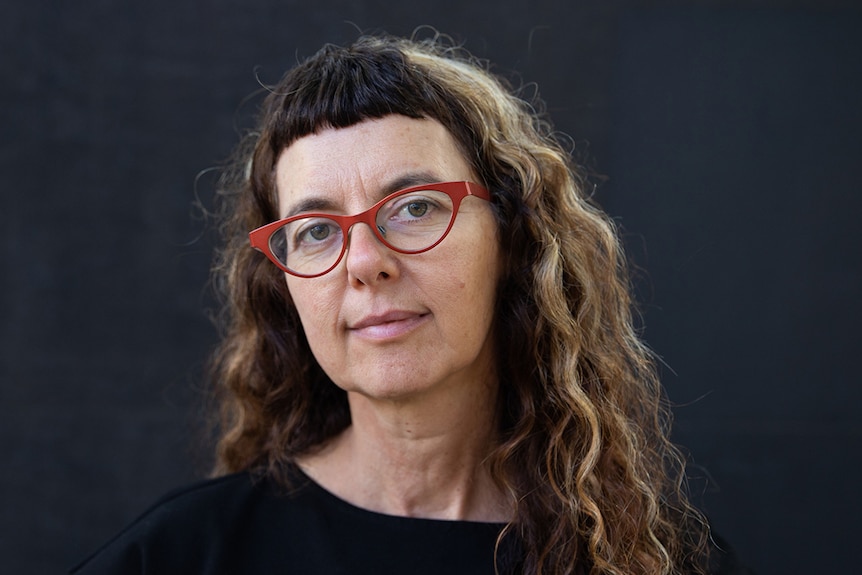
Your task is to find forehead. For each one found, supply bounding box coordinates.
[274,115,473,209]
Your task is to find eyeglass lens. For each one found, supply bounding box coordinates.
[268,189,456,276]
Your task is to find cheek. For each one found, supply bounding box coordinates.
[285,278,339,340]
[471,247,502,330]
[433,244,500,328]
[464,236,502,296]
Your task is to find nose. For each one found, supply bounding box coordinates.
[343,222,399,285]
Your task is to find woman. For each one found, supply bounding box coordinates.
[72,35,749,574]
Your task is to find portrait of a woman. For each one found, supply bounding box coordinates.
[71,34,751,575]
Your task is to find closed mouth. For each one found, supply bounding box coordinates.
[348,310,430,339]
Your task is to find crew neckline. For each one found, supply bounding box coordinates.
[288,464,509,528]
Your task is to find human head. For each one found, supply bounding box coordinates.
[217,29,630,481]
[213,33,707,575]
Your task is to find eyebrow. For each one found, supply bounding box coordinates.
[281,170,444,219]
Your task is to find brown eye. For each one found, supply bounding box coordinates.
[406,202,428,217]
[309,224,331,240]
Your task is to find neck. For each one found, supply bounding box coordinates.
[298,376,510,522]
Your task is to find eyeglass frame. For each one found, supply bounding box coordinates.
[248,180,492,278]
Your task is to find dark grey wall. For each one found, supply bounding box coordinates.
[606,7,862,571]
[3,2,859,573]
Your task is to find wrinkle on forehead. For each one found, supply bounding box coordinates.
[273,116,474,218]
[278,171,448,219]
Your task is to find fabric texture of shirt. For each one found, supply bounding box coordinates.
[70,468,751,575]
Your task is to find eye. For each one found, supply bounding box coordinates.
[377,190,453,234]
[391,195,438,220]
[405,201,429,218]
[292,218,340,247]
[307,224,331,241]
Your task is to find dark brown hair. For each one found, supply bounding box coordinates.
[210,34,710,575]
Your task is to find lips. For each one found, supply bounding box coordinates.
[348,309,429,339]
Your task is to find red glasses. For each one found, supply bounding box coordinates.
[249,181,491,278]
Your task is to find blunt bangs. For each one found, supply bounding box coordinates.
[267,40,454,151]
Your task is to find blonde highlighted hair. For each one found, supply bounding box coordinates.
[210,33,710,574]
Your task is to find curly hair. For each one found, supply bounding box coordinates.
[209,33,710,575]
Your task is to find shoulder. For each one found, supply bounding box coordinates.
[121,471,263,522]
[71,467,512,575]
[70,471,312,575]
[83,471,266,546]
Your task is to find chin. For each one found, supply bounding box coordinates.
[343,376,434,402]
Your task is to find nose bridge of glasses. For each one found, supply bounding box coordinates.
[344,215,388,254]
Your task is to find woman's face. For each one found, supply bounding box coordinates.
[275,115,501,403]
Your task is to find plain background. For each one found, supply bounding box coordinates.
[2,1,860,573]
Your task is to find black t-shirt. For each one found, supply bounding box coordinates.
[70,469,751,574]
[71,470,514,574]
